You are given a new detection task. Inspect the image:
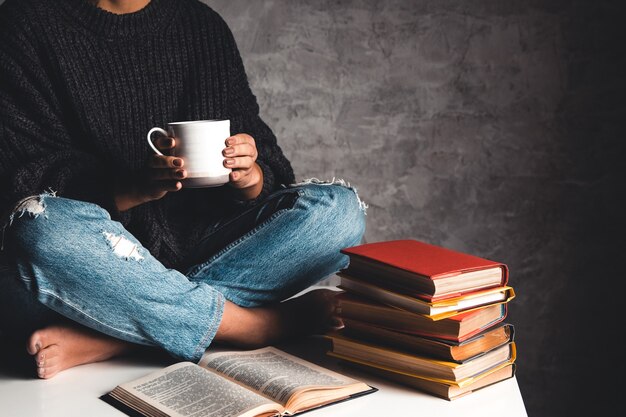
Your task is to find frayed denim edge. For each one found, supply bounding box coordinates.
[285,177,369,215]
[1,188,58,251]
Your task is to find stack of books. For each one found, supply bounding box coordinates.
[326,239,517,400]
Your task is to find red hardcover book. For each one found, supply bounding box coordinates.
[340,240,509,301]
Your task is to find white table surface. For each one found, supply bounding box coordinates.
[0,334,527,417]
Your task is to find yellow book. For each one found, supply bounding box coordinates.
[329,351,516,401]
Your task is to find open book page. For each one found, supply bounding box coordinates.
[111,362,282,417]
[198,347,369,410]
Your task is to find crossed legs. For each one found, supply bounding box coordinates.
[1,183,366,378]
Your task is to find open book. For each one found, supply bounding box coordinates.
[103,347,376,417]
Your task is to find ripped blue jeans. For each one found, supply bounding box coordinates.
[0,181,366,362]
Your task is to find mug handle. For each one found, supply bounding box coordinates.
[147,127,169,156]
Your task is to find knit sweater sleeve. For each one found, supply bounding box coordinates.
[219,15,296,206]
[0,17,123,221]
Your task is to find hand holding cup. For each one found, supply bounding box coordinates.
[222,133,263,198]
[114,120,263,212]
[147,120,232,188]
[145,135,187,194]
[112,136,186,212]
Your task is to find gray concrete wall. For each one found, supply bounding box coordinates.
[0,0,619,415]
[208,1,622,416]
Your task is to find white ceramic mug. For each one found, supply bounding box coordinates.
[147,120,232,188]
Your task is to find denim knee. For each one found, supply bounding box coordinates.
[2,192,113,275]
[2,193,225,359]
[297,182,367,252]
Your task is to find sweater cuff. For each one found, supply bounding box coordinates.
[256,159,277,201]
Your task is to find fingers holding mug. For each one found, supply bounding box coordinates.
[148,154,184,169]
[222,134,258,179]
[150,168,187,181]
[223,156,255,170]
[155,136,176,153]
[147,120,232,188]
[223,134,257,160]
[147,155,187,181]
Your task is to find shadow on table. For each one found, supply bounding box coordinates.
[0,340,36,379]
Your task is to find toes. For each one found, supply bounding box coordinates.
[36,347,61,380]
[27,329,48,355]
[36,345,60,368]
[37,365,60,379]
[36,366,47,379]
[35,349,45,366]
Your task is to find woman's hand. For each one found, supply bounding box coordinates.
[223,134,263,201]
[114,136,186,212]
[114,133,264,212]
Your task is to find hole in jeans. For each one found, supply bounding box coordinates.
[102,232,144,261]
[1,189,57,251]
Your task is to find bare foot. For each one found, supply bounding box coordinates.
[216,288,343,349]
[274,288,343,340]
[26,324,133,379]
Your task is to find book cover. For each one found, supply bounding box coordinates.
[341,239,509,300]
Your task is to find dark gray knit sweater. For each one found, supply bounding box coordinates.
[0,0,295,270]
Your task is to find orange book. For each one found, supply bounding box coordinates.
[341,239,509,301]
[337,294,507,343]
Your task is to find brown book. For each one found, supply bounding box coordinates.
[339,319,515,362]
[338,294,507,343]
[327,334,516,383]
